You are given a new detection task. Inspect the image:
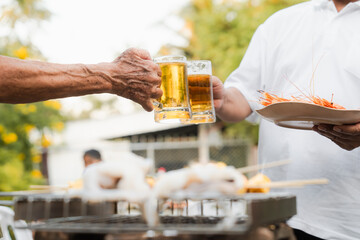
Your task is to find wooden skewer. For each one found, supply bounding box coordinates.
[237,159,291,173]
[30,185,69,190]
[1,189,57,195]
[246,178,329,189]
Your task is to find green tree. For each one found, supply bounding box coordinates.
[0,0,50,59]
[162,0,305,145]
[0,0,64,191]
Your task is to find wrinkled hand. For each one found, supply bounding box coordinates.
[110,48,162,111]
[313,123,360,151]
[212,76,224,111]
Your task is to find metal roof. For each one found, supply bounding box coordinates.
[61,111,192,145]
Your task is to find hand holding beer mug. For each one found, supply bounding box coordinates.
[184,60,216,124]
[153,56,192,123]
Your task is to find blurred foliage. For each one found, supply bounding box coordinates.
[0,102,65,191]
[163,0,305,145]
[0,0,65,191]
[0,0,51,27]
[0,0,50,60]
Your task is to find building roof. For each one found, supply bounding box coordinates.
[61,111,191,145]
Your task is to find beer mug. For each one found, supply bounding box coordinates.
[153,56,192,123]
[184,60,216,124]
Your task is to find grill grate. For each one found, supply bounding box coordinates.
[46,215,247,225]
[11,193,296,235]
[26,215,249,235]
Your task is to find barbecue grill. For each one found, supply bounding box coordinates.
[1,191,296,240]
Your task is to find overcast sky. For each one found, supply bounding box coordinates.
[33,0,189,63]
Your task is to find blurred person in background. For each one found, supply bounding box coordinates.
[67,149,103,190]
[83,149,102,168]
[0,48,162,112]
[212,0,360,239]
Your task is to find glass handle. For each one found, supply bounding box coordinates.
[152,99,162,108]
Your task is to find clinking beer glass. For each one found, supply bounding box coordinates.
[184,60,216,124]
[153,56,192,123]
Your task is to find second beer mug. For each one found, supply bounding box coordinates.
[153,56,192,123]
[184,60,216,124]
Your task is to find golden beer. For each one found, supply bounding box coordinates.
[188,74,213,114]
[158,62,188,108]
[154,56,191,123]
[185,60,215,124]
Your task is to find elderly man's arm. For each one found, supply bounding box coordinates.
[0,48,162,111]
[212,76,252,122]
[313,123,360,151]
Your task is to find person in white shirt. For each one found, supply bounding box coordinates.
[212,0,360,239]
[83,149,102,168]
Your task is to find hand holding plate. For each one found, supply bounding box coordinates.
[313,123,360,151]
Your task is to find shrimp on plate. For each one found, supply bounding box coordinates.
[258,90,345,110]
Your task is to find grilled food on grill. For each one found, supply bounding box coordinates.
[58,160,273,198]
[153,162,248,198]
[82,158,152,202]
[247,173,271,193]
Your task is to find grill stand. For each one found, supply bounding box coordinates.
[4,192,296,240]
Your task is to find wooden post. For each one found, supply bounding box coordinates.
[146,143,156,175]
[41,147,49,184]
[198,124,210,164]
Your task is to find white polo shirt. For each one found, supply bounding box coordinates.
[225,0,360,239]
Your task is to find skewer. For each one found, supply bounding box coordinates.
[246,178,329,189]
[30,185,69,190]
[237,159,291,173]
[0,189,57,196]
